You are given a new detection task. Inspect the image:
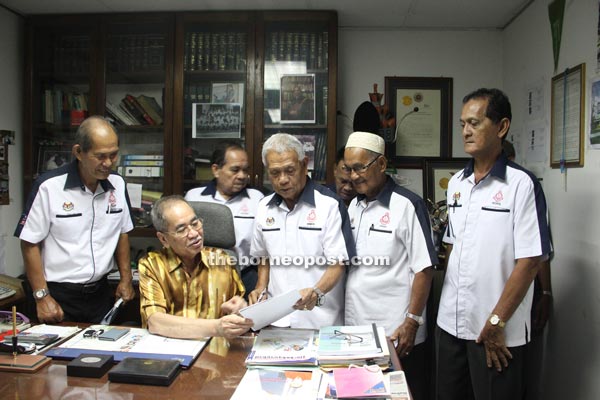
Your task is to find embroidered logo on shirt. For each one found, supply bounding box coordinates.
[240,203,249,214]
[109,191,117,208]
[452,192,461,202]
[63,201,74,211]
[307,209,317,223]
[380,212,390,226]
[266,217,275,226]
[493,190,504,204]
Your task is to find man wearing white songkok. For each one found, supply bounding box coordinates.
[344,131,438,400]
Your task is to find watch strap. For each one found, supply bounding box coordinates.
[405,312,424,326]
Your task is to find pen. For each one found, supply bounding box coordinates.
[257,288,267,302]
[12,306,18,360]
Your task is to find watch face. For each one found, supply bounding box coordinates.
[34,289,47,299]
[490,315,499,325]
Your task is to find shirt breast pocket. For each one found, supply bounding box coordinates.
[53,213,86,240]
[366,226,395,256]
[480,206,512,226]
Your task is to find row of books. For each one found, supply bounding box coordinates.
[118,155,164,178]
[106,94,164,126]
[38,35,91,75]
[107,34,166,73]
[267,31,329,70]
[184,31,247,72]
[42,89,89,126]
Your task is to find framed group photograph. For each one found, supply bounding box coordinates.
[385,76,453,168]
[550,62,585,168]
[423,158,470,204]
[37,146,72,175]
[192,103,242,139]
[280,74,315,124]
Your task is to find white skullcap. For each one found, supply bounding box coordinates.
[345,131,385,154]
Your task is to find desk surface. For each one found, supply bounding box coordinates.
[0,333,402,399]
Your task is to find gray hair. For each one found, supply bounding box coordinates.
[151,195,190,232]
[261,133,305,166]
[74,115,117,153]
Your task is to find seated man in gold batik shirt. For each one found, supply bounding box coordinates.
[138,195,253,339]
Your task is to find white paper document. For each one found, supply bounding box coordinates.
[239,289,301,330]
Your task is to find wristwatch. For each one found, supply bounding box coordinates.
[406,312,424,326]
[33,288,49,300]
[313,287,325,307]
[489,314,506,328]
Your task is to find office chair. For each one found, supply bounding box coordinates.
[188,201,237,262]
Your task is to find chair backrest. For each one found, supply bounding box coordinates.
[188,201,236,249]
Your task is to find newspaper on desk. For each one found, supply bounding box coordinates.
[45,325,208,368]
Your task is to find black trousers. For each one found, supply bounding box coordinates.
[46,277,113,323]
[401,340,431,400]
[435,326,526,400]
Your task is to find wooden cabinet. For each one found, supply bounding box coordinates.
[24,11,338,232]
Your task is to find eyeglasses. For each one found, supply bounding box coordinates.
[330,329,364,344]
[164,217,203,238]
[83,329,105,338]
[343,155,381,175]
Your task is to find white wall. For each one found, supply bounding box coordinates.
[0,7,23,277]
[503,0,600,398]
[338,28,504,154]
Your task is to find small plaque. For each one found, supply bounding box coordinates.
[67,353,114,378]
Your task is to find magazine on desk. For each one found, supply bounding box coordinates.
[245,327,318,368]
[45,325,208,368]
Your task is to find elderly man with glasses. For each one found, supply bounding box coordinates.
[343,131,437,400]
[138,195,253,339]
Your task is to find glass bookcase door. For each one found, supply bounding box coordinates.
[28,22,95,191]
[176,14,253,195]
[259,14,334,190]
[103,16,172,229]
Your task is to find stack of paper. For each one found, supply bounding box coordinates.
[245,327,318,368]
[317,324,390,368]
[231,368,325,399]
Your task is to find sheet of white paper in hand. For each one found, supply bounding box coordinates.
[239,289,301,330]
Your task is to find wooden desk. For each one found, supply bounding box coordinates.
[0,334,402,399]
[0,275,25,311]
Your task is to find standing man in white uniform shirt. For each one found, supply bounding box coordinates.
[248,133,355,329]
[343,131,437,400]
[436,88,551,400]
[184,142,264,293]
[14,116,135,323]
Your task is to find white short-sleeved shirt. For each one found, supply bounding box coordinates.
[185,180,264,268]
[438,155,551,347]
[345,177,438,343]
[14,161,134,284]
[251,178,355,329]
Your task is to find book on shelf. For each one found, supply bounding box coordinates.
[118,166,164,178]
[136,94,164,125]
[245,327,318,368]
[125,94,155,125]
[121,159,164,167]
[122,154,164,160]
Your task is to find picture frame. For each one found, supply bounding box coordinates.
[550,62,585,168]
[37,146,72,175]
[423,158,470,204]
[192,103,242,139]
[211,82,244,106]
[280,74,316,124]
[385,77,453,168]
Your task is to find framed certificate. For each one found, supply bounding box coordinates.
[550,63,585,168]
[385,77,453,168]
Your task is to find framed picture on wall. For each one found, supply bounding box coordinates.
[385,77,453,168]
[550,62,585,168]
[423,158,470,204]
[37,146,72,175]
[280,74,315,124]
[192,103,242,139]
